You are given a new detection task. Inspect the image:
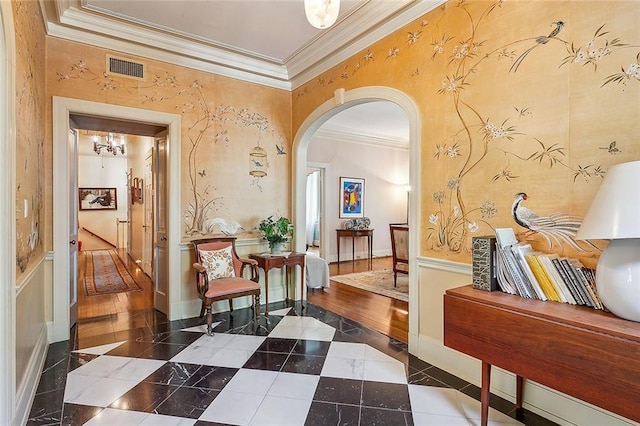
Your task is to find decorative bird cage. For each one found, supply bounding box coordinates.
[249,145,268,178]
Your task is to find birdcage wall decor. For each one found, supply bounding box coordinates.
[249,144,268,178]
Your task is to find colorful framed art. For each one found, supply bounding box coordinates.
[339,177,364,218]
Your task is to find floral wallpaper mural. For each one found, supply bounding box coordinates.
[292,0,640,266]
[48,40,290,240]
[14,0,45,274]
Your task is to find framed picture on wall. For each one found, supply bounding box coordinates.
[339,177,364,218]
[79,188,118,210]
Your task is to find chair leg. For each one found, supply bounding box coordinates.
[253,293,260,322]
[199,301,206,319]
[394,271,398,287]
[205,303,214,336]
[229,299,234,313]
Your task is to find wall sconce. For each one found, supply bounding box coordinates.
[93,132,126,156]
[304,0,340,29]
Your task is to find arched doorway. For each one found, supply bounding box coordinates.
[292,86,421,349]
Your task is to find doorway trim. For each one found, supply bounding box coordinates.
[292,86,421,348]
[0,1,16,422]
[52,97,182,342]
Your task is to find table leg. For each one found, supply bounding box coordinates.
[300,263,305,310]
[285,265,290,301]
[264,269,270,315]
[481,361,491,426]
[516,375,523,409]
[352,236,355,266]
[337,236,340,264]
[368,234,373,270]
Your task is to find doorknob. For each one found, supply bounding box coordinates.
[160,236,167,241]
[70,240,76,245]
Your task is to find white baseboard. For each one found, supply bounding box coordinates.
[14,323,48,426]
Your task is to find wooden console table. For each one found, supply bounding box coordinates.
[444,285,640,426]
[249,252,305,315]
[336,229,373,269]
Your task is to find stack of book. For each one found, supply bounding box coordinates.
[494,228,604,309]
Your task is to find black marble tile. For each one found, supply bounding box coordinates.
[184,365,238,390]
[27,388,64,425]
[313,377,362,405]
[293,339,331,356]
[138,342,189,360]
[157,330,204,345]
[407,354,432,372]
[143,362,202,386]
[42,341,71,369]
[105,340,156,357]
[361,381,411,411]
[304,401,360,426]
[243,351,289,371]
[109,381,178,412]
[67,352,99,372]
[360,406,413,426]
[406,369,449,387]
[154,386,219,419]
[281,353,325,375]
[35,362,68,394]
[422,365,469,391]
[194,421,236,426]
[60,403,104,425]
[256,337,298,353]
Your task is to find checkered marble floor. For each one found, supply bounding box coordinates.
[29,304,555,425]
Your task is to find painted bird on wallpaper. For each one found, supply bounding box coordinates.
[510,21,565,73]
[203,218,244,236]
[511,192,596,252]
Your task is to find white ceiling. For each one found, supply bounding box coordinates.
[42,0,439,142]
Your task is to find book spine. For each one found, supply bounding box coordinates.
[560,259,594,308]
[552,258,585,305]
[525,255,560,302]
[540,256,575,304]
[472,236,498,291]
[580,267,604,309]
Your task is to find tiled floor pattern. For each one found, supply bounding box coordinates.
[29,304,558,425]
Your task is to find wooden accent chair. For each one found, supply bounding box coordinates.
[192,237,261,335]
[389,223,409,287]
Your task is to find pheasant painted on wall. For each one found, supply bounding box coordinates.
[511,192,596,252]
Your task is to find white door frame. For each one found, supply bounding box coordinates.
[0,2,16,423]
[306,162,329,260]
[292,86,421,350]
[52,97,182,342]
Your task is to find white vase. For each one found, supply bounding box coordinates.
[270,242,284,254]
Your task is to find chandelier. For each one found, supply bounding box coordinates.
[304,0,340,29]
[93,132,126,156]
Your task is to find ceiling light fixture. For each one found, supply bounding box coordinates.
[304,0,340,29]
[93,132,126,156]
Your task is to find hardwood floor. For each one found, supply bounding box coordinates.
[307,256,409,344]
[78,247,154,320]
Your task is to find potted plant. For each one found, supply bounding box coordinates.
[257,215,293,253]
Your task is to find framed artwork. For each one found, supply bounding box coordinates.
[131,177,143,204]
[339,177,364,218]
[79,187,117,210]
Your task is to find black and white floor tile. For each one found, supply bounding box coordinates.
[28,303,557,425]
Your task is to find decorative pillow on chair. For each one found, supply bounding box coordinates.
[199,246,236,281]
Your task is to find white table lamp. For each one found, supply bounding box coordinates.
[576,160,640,322]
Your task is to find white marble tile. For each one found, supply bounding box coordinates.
[408,386,466,417]
[224,369,279,395]
[320,356,365,380]
[364,345,402,363]
[63,375,139,407]
[363,359,407,384]
[249,395,313,426]
[139,413,197,425]
[412,412,471,426]
[199,390,265,425]
[268,308,292,316]
[206,347,254,368]
[225,334,266,352]
[326,341,367,360]
[70,356,165,382]
[169,343,221,365]
[267,372,319,400]
[83,407,149,425]
[267,324,304,340]
[457,391,523,425]
[299,325,335,341]
[73,341,126,355]
[192,332,235,348]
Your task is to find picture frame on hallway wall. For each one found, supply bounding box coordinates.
[79,187,118,210]
[339,177,364,218]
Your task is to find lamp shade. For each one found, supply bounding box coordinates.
[576,160,640,240]
[304,0,340,29]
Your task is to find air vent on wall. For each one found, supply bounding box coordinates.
[106,55,145,80]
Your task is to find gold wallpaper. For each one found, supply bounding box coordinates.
[292,0,640,267]
[13,0,45,274]
[45,38,292,243]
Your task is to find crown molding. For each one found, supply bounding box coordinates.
[314,124,409,150]
[289,0,446,89]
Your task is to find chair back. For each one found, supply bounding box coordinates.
[389,223,409,268]
[192,237,243,276]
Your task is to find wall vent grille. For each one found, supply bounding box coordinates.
[106,55,145,80]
